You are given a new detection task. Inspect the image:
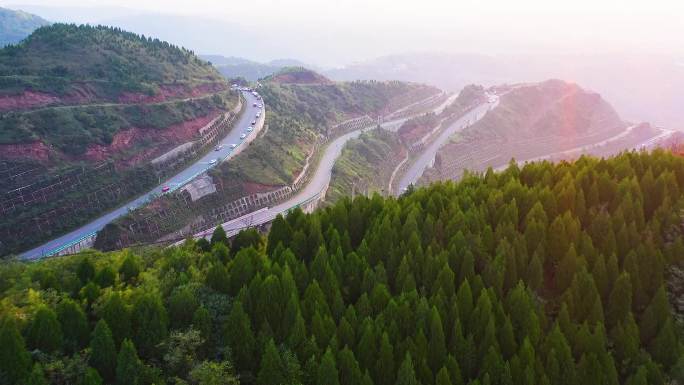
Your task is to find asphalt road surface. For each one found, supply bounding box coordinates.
[192,93,469,241]
[20,91,262,259]
[395,95,498,194]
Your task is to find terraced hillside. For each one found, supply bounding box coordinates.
[328,128,406,201]
[0,24,238,256]
[96,69,440,249]
[422,80,662,183]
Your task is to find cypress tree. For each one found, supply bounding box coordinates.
[131,293,168,358]
[428,307,447,373]
[649,319,680,369]
[116,339,141,385]
[83,367,104,385]
[94,266,116,288]
[25,364,47,385]
[606,272,632,328]
[338,347,364,385]
[90,319,117,381]
[99,292,131,346]
[118,254,141,283]
[435,366,452,385]
[639,285,669,343]
[57,299,89,352]
[376,332,395,385]
[192,306,212,352]
[395,353,418,385]
[317,348,340,385]
[26,305,62,353]
[257,339,285,385]
[0,317,31,384]
[168,287,199,330]
[225,301,256,371]
[77,256,96,284]
[210,225,229,245]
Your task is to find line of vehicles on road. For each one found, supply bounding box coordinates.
[160,97,264,194]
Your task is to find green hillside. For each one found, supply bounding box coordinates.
[329,128,406,201]
[1,150,682,384]
[94,77,439,249]
[0,7,49,47]
[0,24,237,257]
[216,78,437,185]
[0,23,222,98]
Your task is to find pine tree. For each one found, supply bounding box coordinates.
[90,319,117,381]
[0,317,31,384]
[26,305,62,352]
[116,339,141,385]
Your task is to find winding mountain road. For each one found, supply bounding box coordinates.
[20,91,262,259]
[190,93,480,241]
[394,94,499,194]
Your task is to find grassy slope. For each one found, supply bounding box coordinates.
[214,79,432,186]
[464,80,624,141]
[328,128,405,201]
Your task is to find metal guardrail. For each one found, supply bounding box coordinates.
[37,230,97,259]
[27,92,261,260]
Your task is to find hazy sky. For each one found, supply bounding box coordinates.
[5,0,684,65]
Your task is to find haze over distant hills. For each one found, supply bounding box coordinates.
[326,52,684,130]
[200,55,314,81]
[0,6,49,46]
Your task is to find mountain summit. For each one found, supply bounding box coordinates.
[0,7,50,47]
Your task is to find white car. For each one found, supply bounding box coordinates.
[257,104,263,108]
[240,133,246,139]
[229,143,237,149]
[247,127,253,132]
[209,159,218,165]
[214,145,222,151]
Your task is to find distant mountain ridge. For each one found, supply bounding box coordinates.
[0,7,50,47]
[1,24,222,102]
[201,54,315,81]
[325,52,684,130]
